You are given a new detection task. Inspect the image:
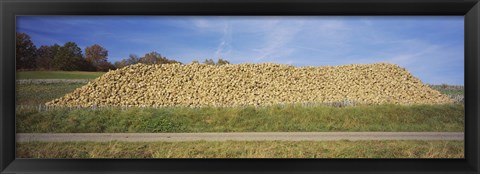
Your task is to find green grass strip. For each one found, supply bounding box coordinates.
[16,103,464,133]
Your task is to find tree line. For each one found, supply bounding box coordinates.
[17,32,115,71]
[16,32,230,72]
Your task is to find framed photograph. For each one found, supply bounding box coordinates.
[1,0,479,173]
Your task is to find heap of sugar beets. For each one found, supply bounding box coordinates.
[46,63,453,107]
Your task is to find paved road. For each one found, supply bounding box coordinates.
[16,132,464,142]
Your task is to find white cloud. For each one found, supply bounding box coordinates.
[385,43,441,66]
[174,17,356,65]
[192,18,210,29]
[214,22,232,58]
[189,17,226,32]
[250,20,305,62]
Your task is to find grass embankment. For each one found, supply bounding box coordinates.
[16,83,464,133]
[16,104,464,133]
[16,140,464,158]
[17,71,105,79]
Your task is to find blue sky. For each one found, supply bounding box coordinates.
[16,16,464,85]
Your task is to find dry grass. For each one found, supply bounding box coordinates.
[16,140,464,158]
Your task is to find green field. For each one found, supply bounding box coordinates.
[17,83,84,106]
[17,71,105,79]
[16,140,464,158]
[16,82,464,133]
[429,84,464,103]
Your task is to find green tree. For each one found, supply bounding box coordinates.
[36,44,60,70]
[217,58,230,65]
[114,59,129,69]
[114,52,181,68]
[52,42,85,71]
[16,32,37,70]
[139,51,182,65]
[114,54,139,69]
[85,44,109,71]
[126,54,140,65]
[203,58,215,65]
[190,60,200,64]
[139,52,161,64]
[96,61,116,72]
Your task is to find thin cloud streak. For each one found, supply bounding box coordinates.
[214,21,232,58]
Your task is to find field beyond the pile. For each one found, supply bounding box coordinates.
[17,71,105,79]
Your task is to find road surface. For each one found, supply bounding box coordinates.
[16,132,464,142]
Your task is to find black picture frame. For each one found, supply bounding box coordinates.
[1,0,479,173]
